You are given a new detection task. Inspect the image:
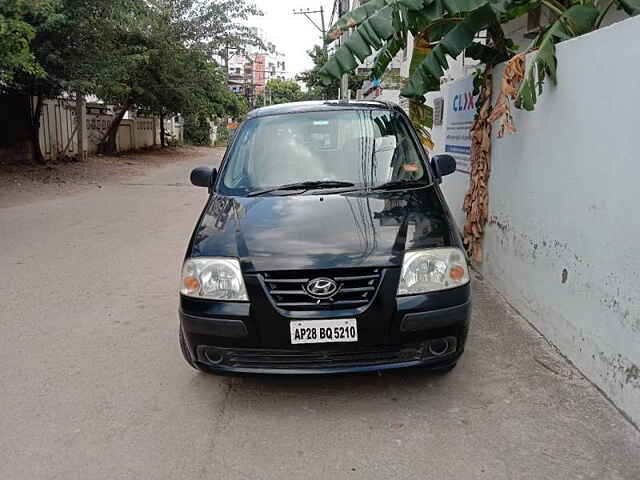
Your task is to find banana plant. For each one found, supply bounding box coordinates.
[320,0,639,261]
[320,0,640,111]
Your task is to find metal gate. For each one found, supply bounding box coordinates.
[38,97,77,160]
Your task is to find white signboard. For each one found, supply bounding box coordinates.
[444,76,478,174]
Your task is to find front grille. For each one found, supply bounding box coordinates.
[260,267,383,311]
[201,346,422,370]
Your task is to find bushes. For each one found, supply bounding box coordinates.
[184,116,237,147]
[214,125,229,147]
[184,115,212,146]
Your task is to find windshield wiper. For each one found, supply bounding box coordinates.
[369,179,429,191]
[248,181,356,197]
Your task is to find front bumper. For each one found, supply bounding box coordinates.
[194,338,460,374]
[179,278,471,374]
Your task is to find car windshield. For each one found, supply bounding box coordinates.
[218,109,429,196]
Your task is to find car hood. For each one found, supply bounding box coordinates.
[189,187,456,272]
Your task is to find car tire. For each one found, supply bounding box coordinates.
[179,328,202,371]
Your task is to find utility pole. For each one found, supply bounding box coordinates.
[223,40,229,73]
[75,92,87,161]
[338,0,350,100]
[293,6,327,54]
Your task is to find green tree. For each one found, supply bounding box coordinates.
[2,0,150,162]
[261,78,304,105]
[226,93,249,120]
[60,0,151,154]
[183,90,247,146]
[297,45,365,100]
[95,0,262,153]
[1,0,63,163]
[3,0,262,157]
[0,0,59,85]
[184,114,212,146]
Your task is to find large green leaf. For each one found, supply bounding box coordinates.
[320,5,399,82]
[368,5,397,39]
[411,0,447,29]
[409,98,434,148]
[321,0,507,86]
[322,56,343,79]
[515,4,599,110]
[326,0,388,41]
[335,45,359,72]
[325,0,429,42]
[409,0,489,30]
[615,0,640,15]
[399,0,427,9]
[411,102,434,128]
[408,32,431,77]
[345,29,373,62]
[403,32,435,145]
[499,0,540,23]
[360,20,385,49]
[465,42,512,64]
[443,0,490,14]
[401,2,498,99]
[371,35,404,78]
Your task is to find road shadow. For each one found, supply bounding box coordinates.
[190,361,470,417]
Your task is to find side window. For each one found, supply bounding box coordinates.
[370,111,425,181]
[395,117,424,180]
[224,126,253,188]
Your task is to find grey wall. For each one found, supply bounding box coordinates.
[440,16,640,425]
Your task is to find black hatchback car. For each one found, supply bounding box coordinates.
[179,100,471,374]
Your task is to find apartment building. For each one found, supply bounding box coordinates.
[226,40,287,106]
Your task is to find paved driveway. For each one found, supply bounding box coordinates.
[1,148,638,479]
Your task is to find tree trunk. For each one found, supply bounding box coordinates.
[160,112,166,148]
[462,66,494,263]
[29,96,45,164]
[98,99,133,155]
[461,26,507,263]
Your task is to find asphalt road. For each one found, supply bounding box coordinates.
[1,148,639,480]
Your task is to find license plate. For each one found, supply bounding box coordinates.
[290,318,358,344]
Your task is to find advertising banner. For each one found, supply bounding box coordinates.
[444,76,478,174]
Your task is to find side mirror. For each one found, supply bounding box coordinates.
[190,167,217,189]
[430,154,456,181]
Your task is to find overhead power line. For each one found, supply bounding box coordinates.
[292,6,327,54]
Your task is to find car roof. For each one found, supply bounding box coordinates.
[246,100,404,119]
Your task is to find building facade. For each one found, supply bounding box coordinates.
[225,40,287,107]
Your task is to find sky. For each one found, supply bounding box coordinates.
[249,0,337,78]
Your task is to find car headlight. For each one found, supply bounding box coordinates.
[397,248,470,295]
[180,257,248,301]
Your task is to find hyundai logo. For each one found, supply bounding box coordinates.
[306,277,339,298]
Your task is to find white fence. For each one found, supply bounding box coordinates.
[38,98,183,160]
[39,98,78,158]
[436,16,640,424]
